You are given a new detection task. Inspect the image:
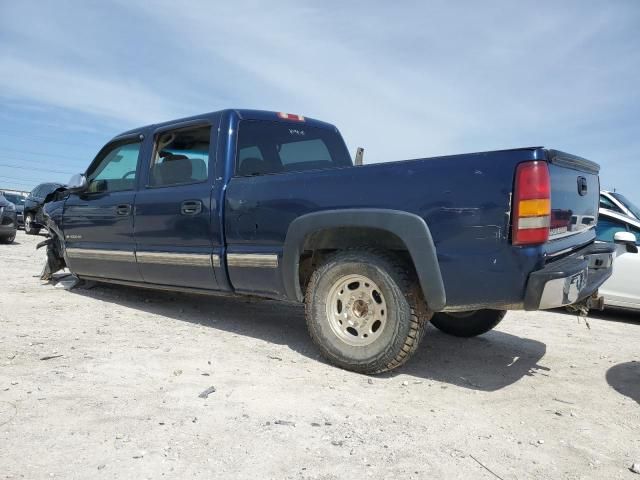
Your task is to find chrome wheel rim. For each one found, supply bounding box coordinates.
[25,215,32,231]
[325,274,387,347]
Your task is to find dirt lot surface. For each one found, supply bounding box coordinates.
[1,231,639,479]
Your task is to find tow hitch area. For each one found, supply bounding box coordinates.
[566,291,605,317]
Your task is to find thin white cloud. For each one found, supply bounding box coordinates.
[0,0,638,193]
[0,57,191,126]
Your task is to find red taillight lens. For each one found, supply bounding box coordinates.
[277,112,305,121]
[512,161,551,245]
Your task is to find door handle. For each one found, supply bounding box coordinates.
[116,204,132,216]
[181,200,202,216]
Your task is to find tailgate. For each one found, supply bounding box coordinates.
[546,149,599,247]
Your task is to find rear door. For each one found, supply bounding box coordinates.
[63,135,143,281]
[225,118,353,297]
[133,120,221,290]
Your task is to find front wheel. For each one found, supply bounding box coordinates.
[305,250,429,374]
[24,214,40,235]
[430,309,506,337]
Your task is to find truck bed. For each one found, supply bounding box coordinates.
[224,146,598,310]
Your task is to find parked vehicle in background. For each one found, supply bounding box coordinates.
[40,109,614,373]
[0,193,17,243]
[1,192,26,227]
[600,190,640,220]
[24,182,63,235]
[595,209,640,311]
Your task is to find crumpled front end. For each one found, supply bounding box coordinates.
[39,193,68,280]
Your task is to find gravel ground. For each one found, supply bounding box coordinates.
[1,231,639,479]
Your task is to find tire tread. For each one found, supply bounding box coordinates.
[305,248,430,374]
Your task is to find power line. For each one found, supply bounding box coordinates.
[0,156,86,170]
[0,147,89,162]
[0,174,65,186]
[0,178,35,188]
[0,130,102,148]
[0,163,75,175]
[0,176,34,184]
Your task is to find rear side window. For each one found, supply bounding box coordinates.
[279,139,331,165]
[149,126,210,187]
[235,121,351,176]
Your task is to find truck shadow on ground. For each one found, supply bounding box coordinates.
[606,362,640,405]
[66,280,547,392]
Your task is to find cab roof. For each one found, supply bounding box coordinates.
[115,109,338,139]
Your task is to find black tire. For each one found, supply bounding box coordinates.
[0,232,16,244]
[24,214,40,235]
[305,249,429,374]
[430,310,506,337]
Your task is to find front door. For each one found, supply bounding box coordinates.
[63,136,143,281]
[133,122,220,290]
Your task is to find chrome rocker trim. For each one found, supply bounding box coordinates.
[227,253,278,268]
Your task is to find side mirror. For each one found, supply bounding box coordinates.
[67,173,88,193]
[614,231,638,254]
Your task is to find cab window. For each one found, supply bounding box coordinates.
[86,141,142,193]
[235,121,352,176]
[149,126,210,187]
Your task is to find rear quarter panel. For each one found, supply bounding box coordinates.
[225,148,546,308]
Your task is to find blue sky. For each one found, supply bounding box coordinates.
[0,1,638,201]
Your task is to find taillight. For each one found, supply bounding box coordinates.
[512,161,551,245]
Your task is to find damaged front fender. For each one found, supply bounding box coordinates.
[39,190,69,281]
[37,235,67,281]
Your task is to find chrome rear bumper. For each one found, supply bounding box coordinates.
[524,242,614,310]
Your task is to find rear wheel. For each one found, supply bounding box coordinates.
[24,214,40,235]
[305,250,429,374]
[430,310,506,337]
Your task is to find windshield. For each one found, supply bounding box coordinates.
[2,193,25,205]
[611,192,640,219]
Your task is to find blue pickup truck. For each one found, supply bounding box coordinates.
[42,109,620,374]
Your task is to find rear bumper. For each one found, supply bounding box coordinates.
[524,242,615,310]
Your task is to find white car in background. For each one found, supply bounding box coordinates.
[596,208,640,311]
[600,190,640,221]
